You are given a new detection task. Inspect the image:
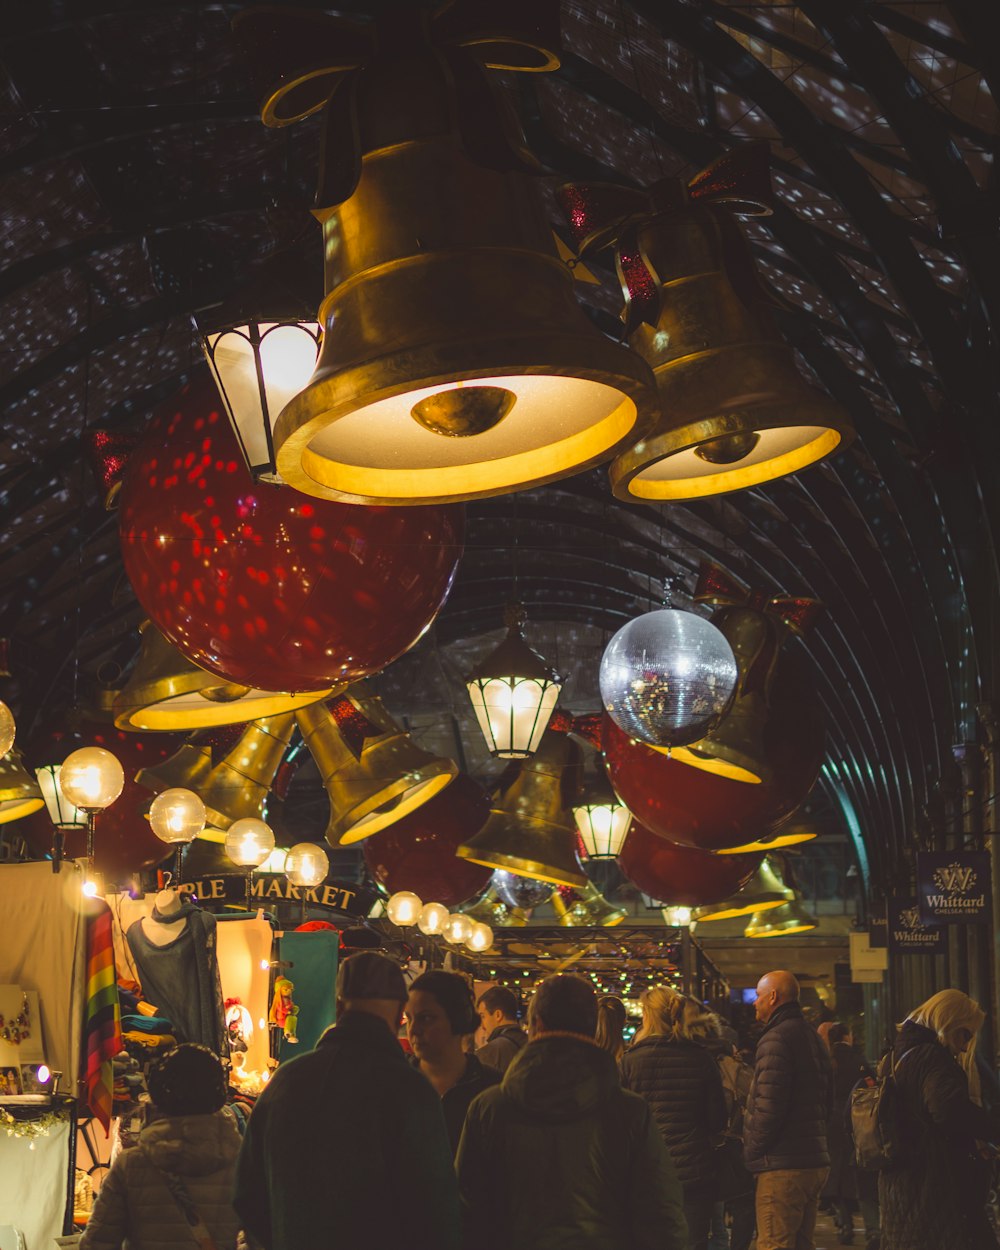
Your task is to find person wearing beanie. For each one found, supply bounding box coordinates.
[235,951,460,1250]
[80,1044,241,1250]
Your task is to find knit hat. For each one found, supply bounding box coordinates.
[336,951,407,1003]
[148,1044,226,1116]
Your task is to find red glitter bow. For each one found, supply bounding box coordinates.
[192,722,250,769]
[86,428,138,510]
[694,562,823,637]
[557,142,773,335]
[547,709,603,750]
[328,694,384,759]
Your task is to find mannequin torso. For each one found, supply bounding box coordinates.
[141,887,190,947]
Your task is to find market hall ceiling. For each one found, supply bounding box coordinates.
[1,1,997,892]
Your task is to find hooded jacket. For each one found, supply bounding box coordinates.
[235,1009,460,1250]
[456,1033,688,1250]
[743,1001,833,1173]
[476,1022,527,1075]
[79,1110,241,1250]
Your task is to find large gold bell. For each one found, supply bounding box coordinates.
[461,886,529,928]
[552,879,627,927]
[297,685,457,846]
[114,621,334,731]
[138,716,296,836]
[744,896,816,938]
[457,730,587,889]
[690,855,792,923]
[0,746,44,824]
[610,206,853,501]
[671,606,776,786]
[272,32,655,505]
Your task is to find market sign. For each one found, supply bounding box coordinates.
[887,895,945,954]
[180,873,376,918]
[917,851,991,925]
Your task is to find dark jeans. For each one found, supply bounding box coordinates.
[728,1189,756,1250]
[684,1183,716,1250]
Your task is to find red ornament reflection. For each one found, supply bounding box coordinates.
[604,649,825,851]
[617,819,761,907]
[21,721,182,884]
[363,774,491,907]
[119,379,464,692]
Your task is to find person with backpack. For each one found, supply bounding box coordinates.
[704,1021,756,1250]
[822,1022,873,1246]
[876,989,999,1250]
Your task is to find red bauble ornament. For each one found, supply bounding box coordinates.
[604,649,825,851]
[617,819,761,907]
[21,721,182,883]
[118,379,464,692]
[363,774,491,907]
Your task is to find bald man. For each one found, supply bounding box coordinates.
[743,970,833,1250]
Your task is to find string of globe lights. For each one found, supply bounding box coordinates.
[384,890,495,956]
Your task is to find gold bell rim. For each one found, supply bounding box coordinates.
[0,796,45,824]
[690,895,787,923]
[717,829,819,855]
[116,687,334,731]
[455,844,588,890]
[747,920,818,937]
[666,743,765,786]
[612,422,848,503]
[333,768,456,845]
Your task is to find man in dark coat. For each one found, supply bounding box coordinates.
[744,970,833,1250]
[456,973,689,1250]
[234,952,460,1250]
[475,985,527,1075]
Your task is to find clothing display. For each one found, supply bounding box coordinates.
[126,904,227,1055]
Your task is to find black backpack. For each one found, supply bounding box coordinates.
[850,1048,916,1171]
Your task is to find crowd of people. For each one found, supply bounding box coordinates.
[78,954,1000,1250]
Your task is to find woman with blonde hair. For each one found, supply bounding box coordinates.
[879,988,998,1250]
[620,986,726,1250]
[594,995,628,1062]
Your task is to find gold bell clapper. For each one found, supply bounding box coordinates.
[689,855,793,924]
[670,564,823,786]
[558,144,854,502]
[296,685,457,846]
[0,746,44,824]
[113,621,334,731]
[552,879,627,928]
[234,3,655,506]
[744,896,817,938]
[138,716,296,838]
[457,729,588,889]
[462,886,529,929]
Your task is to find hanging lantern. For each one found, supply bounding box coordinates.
[491,870,554,912]
[558,144,853,503]
[689,856,792,923]
[0,748,44,824]
[600,609,737,749]
[362,774,491,907]
[552,880,627,928]
[661,905,693,928]
[744,896,817,938]
[202,319,322,483]
[573,758,631,860]
[232,3,655,507]
[149,789,207,846]
[457,731,587,888]
[466,606,561,759]
[617,819,762,909]
[138,715,296,837]
[298,687,457,846]
[224,817,275,868]
[114,621,331,731]
[284,842,329,888]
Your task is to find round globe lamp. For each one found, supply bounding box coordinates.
[442,913,473,945]
[386,891,422,927]
[418,901,450,936]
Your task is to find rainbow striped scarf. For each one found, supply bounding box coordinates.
[83,903,121,1131]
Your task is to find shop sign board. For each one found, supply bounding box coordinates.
[887,895,944,953]
[180,873,377,917]
[868,906,887,949]
[917,851,991,925]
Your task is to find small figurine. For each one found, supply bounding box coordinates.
[269,977,299,1044]
[225,998,252,1054]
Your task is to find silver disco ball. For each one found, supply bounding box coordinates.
[599,608,738,748]
[492,870,554,911]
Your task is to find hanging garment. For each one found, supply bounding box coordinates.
[126,906,227,1055]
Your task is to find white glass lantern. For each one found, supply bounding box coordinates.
[386,890,422,926]
[661,905,693,928]
[417,901,449,935]
[225,817,276,868]
[0,701,15,759]
[202,320,322,483]
[466,605,561,759]
[573,763,632,860]
[35,764,87,830]
[442,913,473,945]
[284,842,329,888]
[465,921,494,952]
[149,788,207,845]
[58,747,124,812]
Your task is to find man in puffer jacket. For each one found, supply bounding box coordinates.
[81,1044,241,1250]
[743,970,833,1250]
[457,973,688,1250]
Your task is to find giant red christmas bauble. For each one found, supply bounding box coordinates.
[119,379,464,692]
[21,721,182,883]
[363,774,491,907]
[617,819,761,907]
[604,648,825,852]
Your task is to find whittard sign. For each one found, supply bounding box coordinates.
[917,851,991,925]
[888,895,945,954]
